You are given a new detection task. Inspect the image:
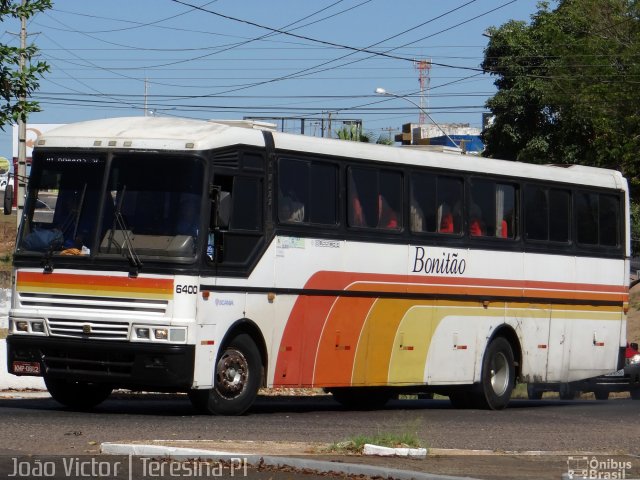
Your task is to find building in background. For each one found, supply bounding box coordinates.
[395,122,484,154]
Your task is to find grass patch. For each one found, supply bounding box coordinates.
[326,428,424,454]
[511,383,529,399]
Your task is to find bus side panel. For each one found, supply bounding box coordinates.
[192,324,217,388]
[508,303,551,383]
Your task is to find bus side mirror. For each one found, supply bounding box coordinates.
[3,182,13,215]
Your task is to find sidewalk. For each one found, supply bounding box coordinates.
[100,439,627,480]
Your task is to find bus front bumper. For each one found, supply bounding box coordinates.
[7,335,195,391]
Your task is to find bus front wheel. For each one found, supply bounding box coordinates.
[474,337,515,410]
[189,334,262,416]
[44,377,112,410]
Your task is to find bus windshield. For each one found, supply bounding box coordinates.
[17,153,204,262]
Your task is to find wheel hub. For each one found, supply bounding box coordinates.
[215,348,249,399]
[490,351,509,396]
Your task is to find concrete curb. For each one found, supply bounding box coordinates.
[101,443,479,480]
[363,443,428,457]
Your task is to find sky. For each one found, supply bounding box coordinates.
[0,0,543,158]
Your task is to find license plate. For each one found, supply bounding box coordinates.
[605,368,625,377]
[12,361,41,375]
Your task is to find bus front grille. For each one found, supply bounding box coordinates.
[47,318,130,340]
[18,292,169,316]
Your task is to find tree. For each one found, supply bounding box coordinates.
[0,0,52,129]
[335,124,371,142]
[482,0,640,197]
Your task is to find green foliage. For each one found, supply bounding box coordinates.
[482,0,640,199]
[335,124,370,142]
[375,133,395,145]
[326,431,423,454]
[0,0,52,129]
[631,200,640,255]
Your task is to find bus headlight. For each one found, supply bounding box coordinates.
[31,321,45,333]
[630,354,640,365]
[134,327,150,339]
[154,328,168,340]
[12,319,46,334]
[132,325,186,343]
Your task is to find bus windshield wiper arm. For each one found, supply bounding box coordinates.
[110,185,142,277]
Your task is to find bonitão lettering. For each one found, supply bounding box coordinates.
[412,247,466,275]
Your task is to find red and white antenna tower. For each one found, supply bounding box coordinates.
[414,59,431,125]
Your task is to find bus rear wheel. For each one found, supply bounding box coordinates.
[189,334,262,416]
[474,337,515,410]
[44,377,112,410]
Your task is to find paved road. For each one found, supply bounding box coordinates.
[0,393,637,457]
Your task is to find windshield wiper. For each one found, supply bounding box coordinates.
[108,186,143,277]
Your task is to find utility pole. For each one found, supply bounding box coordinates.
[17,0,27,227]
[144,78,148,116]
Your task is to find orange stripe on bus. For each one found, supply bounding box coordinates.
[273,270,627,388]
[17,271,173,293]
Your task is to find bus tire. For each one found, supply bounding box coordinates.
[329,387,392,410]
[44,377,112,410]
[527,384,543,400]
[630,388,640,400]
[474,336,515,410]
[190,334,262,416]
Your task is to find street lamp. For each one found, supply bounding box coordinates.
[374,87,462,152]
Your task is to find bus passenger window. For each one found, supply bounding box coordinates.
[437,176,462,235]
[469,202,485,236]
[576,192,598,245]
[410,173,462,234]
[278,159,307,223]
[378,170,402,230]
[348,168,376,228]
[495,184,515,239]
[410,173,435,233]
[549,189,569,242]
[410,203,425,232]
[525,186,548,240]
[599,194,620,247]
[470,180,515,239]
[378,194,398,229]
[438,204,454,233]
[348,167,402,230]
[279,190,305,222]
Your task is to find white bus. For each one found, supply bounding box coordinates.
[5,116,629,414]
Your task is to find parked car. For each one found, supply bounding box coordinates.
[527,343,640,400]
